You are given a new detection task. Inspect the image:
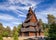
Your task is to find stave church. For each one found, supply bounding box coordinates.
[20,7,44,37]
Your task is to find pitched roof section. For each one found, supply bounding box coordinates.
[25,7,38,22]
[28,7,38,22]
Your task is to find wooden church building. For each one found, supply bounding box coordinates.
[20,7,44,37]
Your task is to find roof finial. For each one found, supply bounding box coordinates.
[28,7,33,12]
[29,7,32,10]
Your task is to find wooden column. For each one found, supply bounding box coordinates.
[29,32,35,36]
[22,32,24,36]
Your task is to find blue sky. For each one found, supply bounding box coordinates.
[0,0,56,29]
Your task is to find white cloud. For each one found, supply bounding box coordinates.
[0,0,37,19]
[39,7,56,17]
[18,14,26,17]
[9,0,37,6]
[0,0,56,29]
[0,14,22,29]
[0,0,40,11]
[0,0,40,19]
[35,6,56,23]
[3,21,22,29]
[0,14,18,21]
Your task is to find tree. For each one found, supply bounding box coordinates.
[3,26,11,37]
[48,22,56,40]
[43,23,49,36]
[47,14,56,40]
[6,26,11,37]
[13,31,18,40]
[0,23,3,40]
[13,26,17,36]
[13,26,18,40]
[0,23,3,34]
[18,24,22,30]
[0,34,3,40]
[39,19,43,27]
[47,14,55,24]
[17,24,22,36]
[38,19,43,35]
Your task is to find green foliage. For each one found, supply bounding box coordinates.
[42,23,47,30]
[44,29,49,36]
[0,23,3,40]
[13,31,18,40]
[48,23,56,40]
[39,19,43,28]
[13,26,17,36]
[13,24,22,40]
[17,24,22,36]
[0,23,3,34]
[0,34,3,40]
[2,26,11,37]
[47,14,56,40]
[3,31,9,37]
[13,26,18,40]
[42,23,50,37]
[47,14,55,24]
[18,24,22,30]
[0,23,22,39]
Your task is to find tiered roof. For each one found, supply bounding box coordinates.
[20,7,43,32]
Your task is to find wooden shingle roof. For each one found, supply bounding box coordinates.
[22,22,37,27]
[20,28,44,32]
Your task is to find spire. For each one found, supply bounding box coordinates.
[29,7,32,11]
[28,7,33,14]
